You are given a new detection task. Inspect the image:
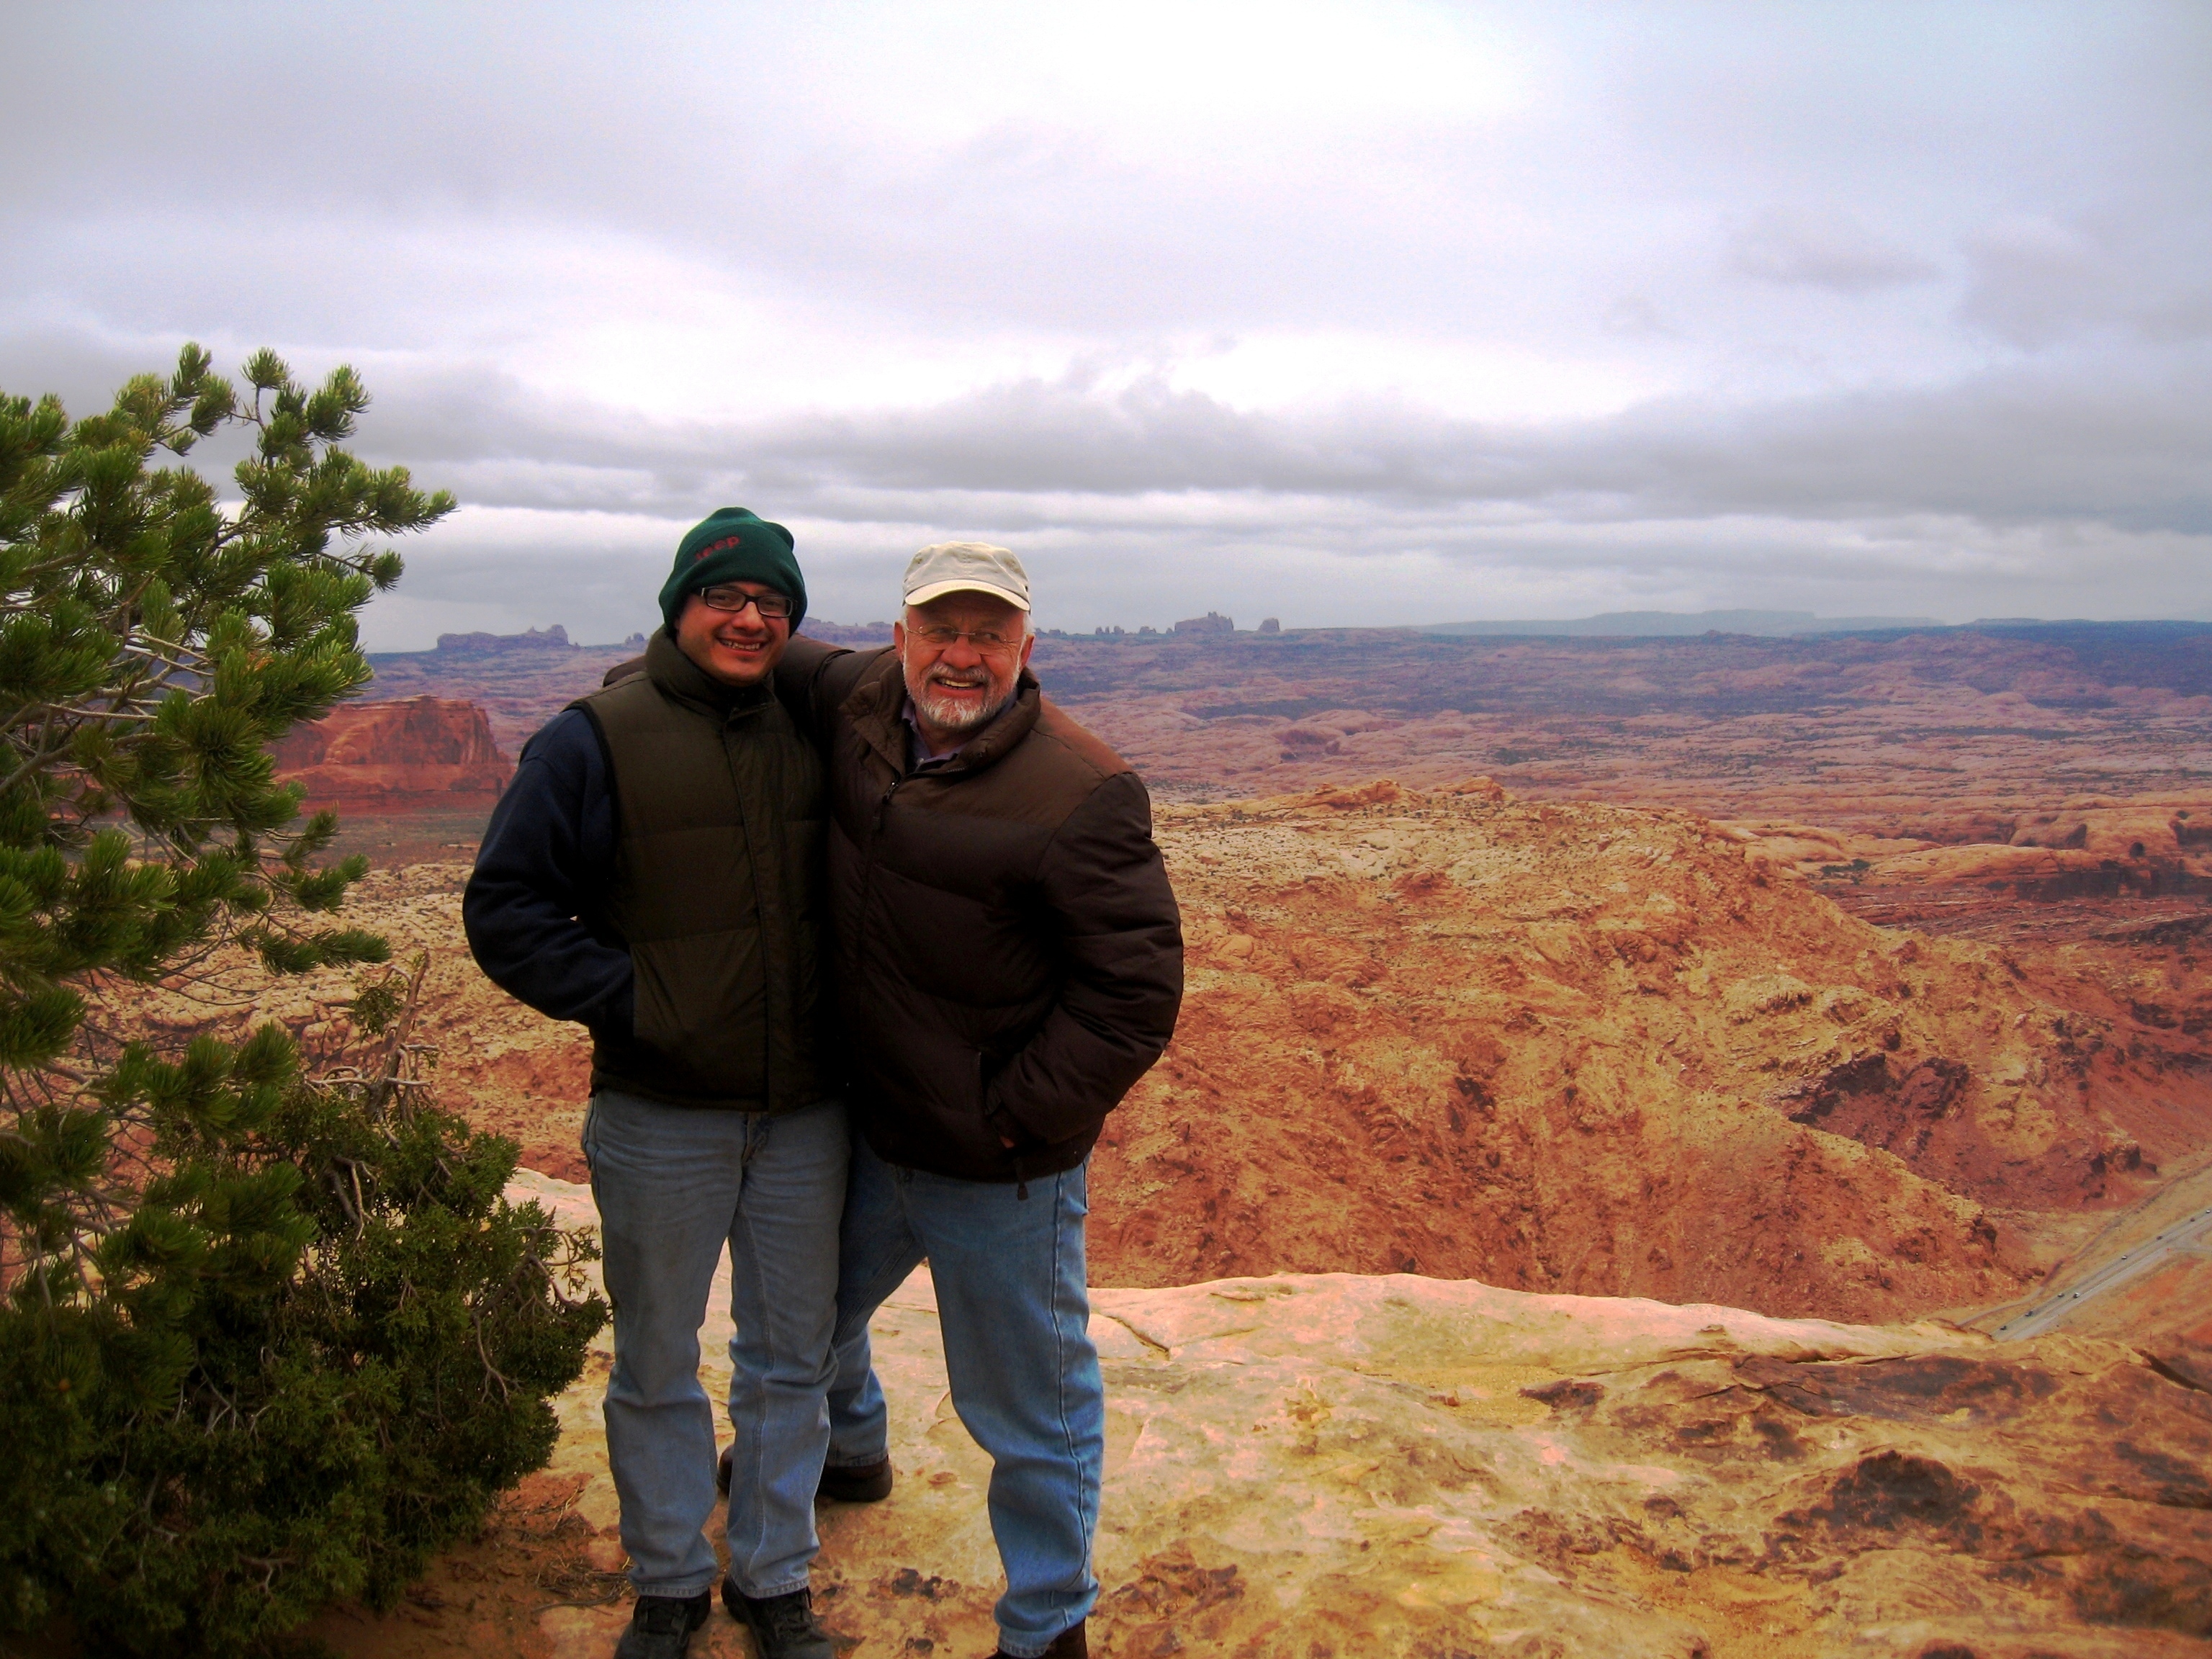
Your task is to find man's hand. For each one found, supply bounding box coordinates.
[999,1135,1016,1148]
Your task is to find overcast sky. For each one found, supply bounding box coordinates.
[4,2,2208,647]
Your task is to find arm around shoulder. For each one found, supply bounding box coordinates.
[773,636,848,747]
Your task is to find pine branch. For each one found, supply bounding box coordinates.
[0,349,597,1657]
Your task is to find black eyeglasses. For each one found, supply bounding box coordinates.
[910,624,1021,655]
[698,585,794,619]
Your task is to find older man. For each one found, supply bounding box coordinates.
[466,508,842,1659]
[775,543,1183,1659]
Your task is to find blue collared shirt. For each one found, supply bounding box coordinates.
[902,698,967,772]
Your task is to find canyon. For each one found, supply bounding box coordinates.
[145,777,2211,1346]
[341,616,2212,857]
[186,619,2212,1653]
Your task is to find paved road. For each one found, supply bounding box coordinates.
[1990,1201,2212,1341]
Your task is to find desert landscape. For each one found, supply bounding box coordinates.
[201,619,2212,1655]
[23,6,2212,1652]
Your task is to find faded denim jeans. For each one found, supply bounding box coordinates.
[827,1137,1104,1658]
[582,1089,848,1599]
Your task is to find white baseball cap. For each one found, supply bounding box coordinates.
[902,541,1031,611]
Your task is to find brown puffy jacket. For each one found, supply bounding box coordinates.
[775,638,1183,1182]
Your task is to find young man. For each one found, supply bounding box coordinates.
[776,542,1184,1659]
[464,508,841,1659]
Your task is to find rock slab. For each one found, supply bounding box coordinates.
[272,696,512,806]
[508,1171,2212,1659]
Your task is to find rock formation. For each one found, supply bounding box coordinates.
[1087,781,2212,1323]
[125,782,2210,1333]
[364,643,640,759]
[342,619,2212,809]
[1425,607,1945,637]
[352,620,2212,850]
[87,616,2212,1656]
[802,619,897,645]
[95,764,2212,1655]
[271,696,512,809]
[433,623,575,655]
[1030,623,2212,838]
[1969,1149,2212,1393]
[354,1169,2208,1659]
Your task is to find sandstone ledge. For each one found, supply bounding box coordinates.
[504,1172,2212,1659]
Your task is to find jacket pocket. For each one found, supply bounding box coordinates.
[631,927,766,1094]
[977,1046,1025,1146]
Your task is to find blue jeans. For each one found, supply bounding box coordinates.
[582,1090,848,1599]
[828,1138,1103,1658]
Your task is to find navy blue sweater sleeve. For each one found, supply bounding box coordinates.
[462,709,632,1031]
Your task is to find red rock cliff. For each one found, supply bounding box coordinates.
[272,696,513,807]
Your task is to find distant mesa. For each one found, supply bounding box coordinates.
[435,623,574,655]
[802,619,896,645]
[272,696,513,808]
[1259,617,1280,634]
[1424,608,1946,639]
[1174,612,1235,636]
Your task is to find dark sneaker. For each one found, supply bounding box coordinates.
[817,1457,894,1504]
[613,1590,711,1659]
[721,1582,834,1659]
[715,1444,893,1504]
[992,1622,1087,1658]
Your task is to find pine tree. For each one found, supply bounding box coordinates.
[0,347,606,1654]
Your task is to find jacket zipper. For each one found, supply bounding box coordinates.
[726,699,781,1112]
[855,775,903,1040]
[863,776,902,912]
[866,770,1023,1191]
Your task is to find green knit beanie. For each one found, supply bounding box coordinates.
[658,508,806,632]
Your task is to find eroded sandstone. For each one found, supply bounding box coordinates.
[116,782,2212,1332]
[1093,781,2208,1321]
[272,695,513,809]
[410,1171,2212,1659]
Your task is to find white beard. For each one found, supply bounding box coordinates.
[911,677,1012,737]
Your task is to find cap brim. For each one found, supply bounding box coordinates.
[904,580,1031,610]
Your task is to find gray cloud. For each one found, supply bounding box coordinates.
[1727,207,1938,293]
[310,341,2209,534]
[1,2,2208,647]
[1958,215,2212,349]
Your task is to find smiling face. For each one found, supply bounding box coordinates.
[673,580,791,686]
[896,590,1035,751]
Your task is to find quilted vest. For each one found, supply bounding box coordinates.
[572,631,834,1112]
